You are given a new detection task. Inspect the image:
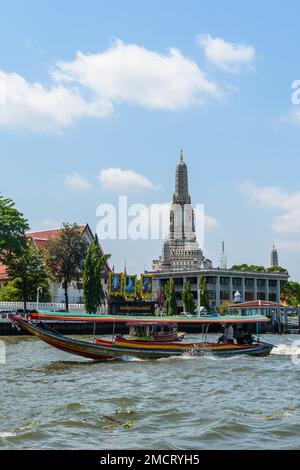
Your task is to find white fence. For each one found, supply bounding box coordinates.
[0,301,86,312]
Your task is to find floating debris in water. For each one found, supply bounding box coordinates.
[99,409,135,429]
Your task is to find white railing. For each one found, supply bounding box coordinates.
[0,301,86,312]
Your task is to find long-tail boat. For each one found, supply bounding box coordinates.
[9,312,273,360]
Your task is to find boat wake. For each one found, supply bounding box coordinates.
[271,343,300,356]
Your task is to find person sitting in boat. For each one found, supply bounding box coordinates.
[235,326,246,344]
[235,327,254,345]
[218,324,234,344]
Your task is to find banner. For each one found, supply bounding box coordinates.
[141,274,153,299]
[124,275,137,298]
[109,272,123,297]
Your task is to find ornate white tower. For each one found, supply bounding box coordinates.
[153,151,212,272]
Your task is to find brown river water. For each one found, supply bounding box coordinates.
[1,333,300,450]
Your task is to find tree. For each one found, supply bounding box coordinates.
[164,279,177,315]
[267,266,288,273]
[0,194,29,261]
[182,280,195,314]
[218,300,232,315]
[45,223,87,312]
[281,281,300,307]
[0,280,21,301]
[199,276,210,311]
[231,263,288,273]
[5,243,51,309]
[83,234,110,314]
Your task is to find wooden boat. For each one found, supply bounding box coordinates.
[9,314,273,360]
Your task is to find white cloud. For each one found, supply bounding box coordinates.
[0,70,109,132]
[198,34,255,73]
[99,168,156,192]
[282,108,300,127]
[205,214,219,231]
[241,180,300,236]
[276,239,300,253]
[65,171,92,190]
[53,39,221,111]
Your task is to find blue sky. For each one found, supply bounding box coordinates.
[1,0,300,278]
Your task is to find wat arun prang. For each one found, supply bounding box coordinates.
[152,151,212,273]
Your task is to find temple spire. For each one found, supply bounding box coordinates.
[271,243,279,268]
[173,150,191,205]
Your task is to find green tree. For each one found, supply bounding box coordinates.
[267,266,288,273]
[5,243,51,309]
[199,276,210,311]
[281,281,300,307]
[83,234,110,314]
[182,280,195,314]
[0,194,29,261]
[45,223,87,312]
[0,280,21,301]
[164,279,177,315]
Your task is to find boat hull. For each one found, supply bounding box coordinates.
[9,315,273,360]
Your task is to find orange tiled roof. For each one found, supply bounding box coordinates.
[27,225,86,241]
[0,264,8,280]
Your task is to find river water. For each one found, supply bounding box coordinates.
[1,333,300,450]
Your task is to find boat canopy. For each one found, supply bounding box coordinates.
[28,310,271,325]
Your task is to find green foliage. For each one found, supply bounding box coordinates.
[5,243,51,308]
[281,280,300,307]
[232,264,288,273]
[0,280,22,301]
[217,300,232,315]
[232,264,266,272]
[199,276,210,311]
[45,223,87,312]
[83,234,110,314]
[266,266,288,273]
[164,279,177,315]
[0,194,29,260]
[182,280,195,314]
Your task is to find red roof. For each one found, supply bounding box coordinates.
[28,225,87,250]
[0,224,110,281]
[230,300,281,309]
[0,264,8,281]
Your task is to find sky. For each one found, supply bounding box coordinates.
[1,0,300,279]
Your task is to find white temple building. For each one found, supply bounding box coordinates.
[150,152,289,310]
[152,151,212,272]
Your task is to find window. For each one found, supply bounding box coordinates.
[220,277,230,286]
[206,276,217,285]
[257,279,266,287]
[220,291,230,300]
[245,279,254,287]
[208,291,216,300]
[257,292,266,300]
[245,292,254,301]
[269,280,277,288]
[233,278,242,286]
[269,293,277,302]
[186,277,197,284]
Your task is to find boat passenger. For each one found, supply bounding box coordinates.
[218,324,234,344]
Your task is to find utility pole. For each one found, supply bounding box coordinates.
[36,287,43,310]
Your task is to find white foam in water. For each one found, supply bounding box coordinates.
[271,343,300,356]
[0,431,17,438]
[120,355,145,362]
